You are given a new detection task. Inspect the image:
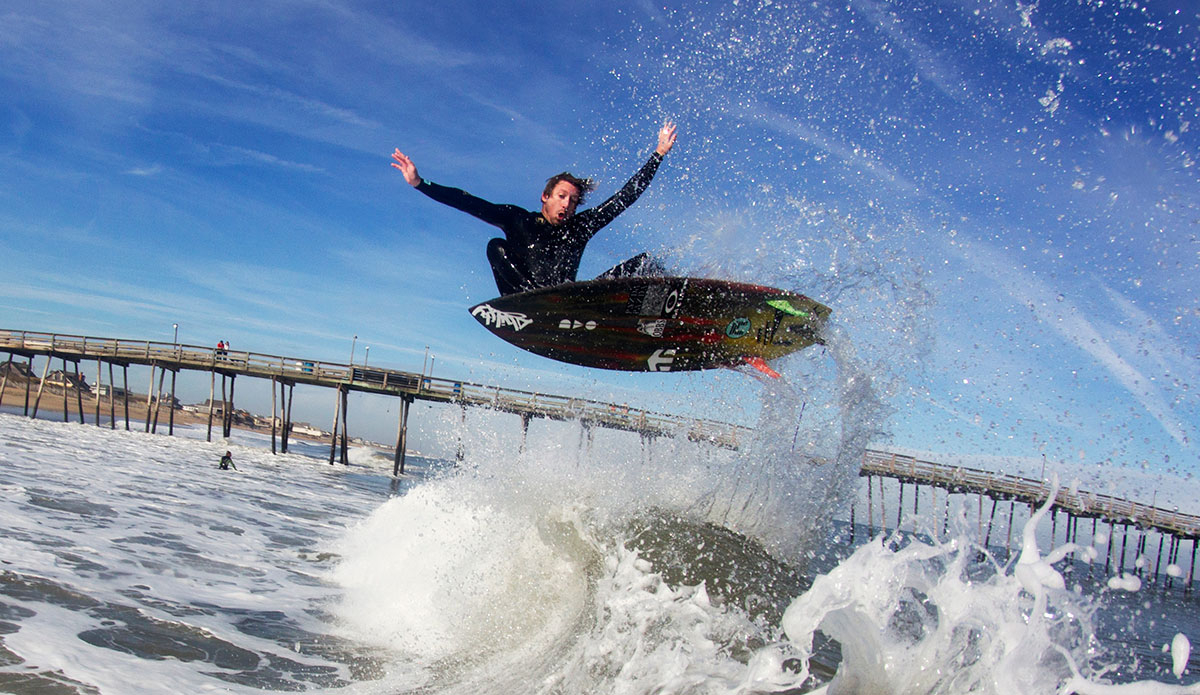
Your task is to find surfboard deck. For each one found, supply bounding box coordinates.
[467,277,830,373]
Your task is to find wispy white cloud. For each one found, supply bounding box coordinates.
[958,238,1192,449]
[191,70,382,132]
[221,146,324,173]
[738,102,919,196]
[305,0,481,71]
[1101,285,1199,382]
[850,0,973,102]
[0,1,458,157]
[0,276,188,330]
[0,4,160,107]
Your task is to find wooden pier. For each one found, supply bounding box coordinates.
[859,449,1200,592]
[4,329,1196,592]
[1,329,748,474]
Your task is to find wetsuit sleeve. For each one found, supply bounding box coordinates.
[415,179,526,230]
[575,152,664,236]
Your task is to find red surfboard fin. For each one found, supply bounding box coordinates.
[741,355,781,379]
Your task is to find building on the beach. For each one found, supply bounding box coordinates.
[94,383,129,398]
[291,423,327,438]
[154,395,182,409]
[0,361,34,381]
[186,399,234,416]
[44,370,89,392]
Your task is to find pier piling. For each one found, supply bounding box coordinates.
[328,385,343,465]
[849,498,856,544]
[144,363,156,432]
[339,387,350,465]
[31,356,51,418]
[455,402,466,462]
[206,371,216,442]
[270,376,278,455]
[393,394,411,476]
[1154,533,1166,584]
[107,362,115,428]
[879,476,887,537]
[942,488,950,538]
[983,498,998,551]
[93,359,101,426]
[1188,539,1197,594]
[121,365,130,430]
[866,474,874,537]
[150,364,166,434]
[282,381,294,453]
[1119,524,1131,576]
[23,357,34,415]
[520,412,532,453]
[1105,520,1116,575]
[219,374,228,438]
[72,359,84,424]
[168,368,177,435]
[0,354,11,402]
[224,374,237,439]
[61,358,69,423]
[1005,500,1016,560]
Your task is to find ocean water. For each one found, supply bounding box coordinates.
[1,403,1196,694]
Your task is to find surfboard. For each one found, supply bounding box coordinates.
[467,277,830,375]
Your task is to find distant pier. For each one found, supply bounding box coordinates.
[858,449,1199,593]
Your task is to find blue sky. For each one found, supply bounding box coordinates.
[1,0,1196,474]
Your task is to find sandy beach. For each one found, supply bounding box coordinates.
[1,377,406,457]
[0,380,303,437]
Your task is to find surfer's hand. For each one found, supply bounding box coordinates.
[655,120,678,156]
[391,149,421,187]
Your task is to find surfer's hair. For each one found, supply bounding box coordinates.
[543,172,595,205]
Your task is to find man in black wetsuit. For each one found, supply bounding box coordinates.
[391,121,678,295]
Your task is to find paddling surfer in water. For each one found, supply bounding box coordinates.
[391,121,678,296]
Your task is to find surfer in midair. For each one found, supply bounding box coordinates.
[391,121,678,296]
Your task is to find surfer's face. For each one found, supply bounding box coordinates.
[541,180,581,225]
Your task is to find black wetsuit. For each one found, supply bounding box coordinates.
[414,152,664,295]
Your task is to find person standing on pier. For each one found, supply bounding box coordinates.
[390,120,678,296]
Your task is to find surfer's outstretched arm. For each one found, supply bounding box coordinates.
[579,120,680,232]
[392,151,527,230]
[391,149,421,187]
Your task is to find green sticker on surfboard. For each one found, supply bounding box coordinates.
[765,298,810,317]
